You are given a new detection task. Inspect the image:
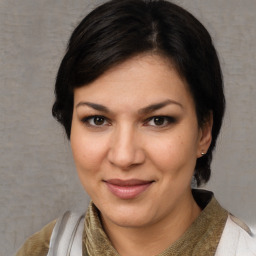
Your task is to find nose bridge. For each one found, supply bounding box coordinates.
[108,123,143,168]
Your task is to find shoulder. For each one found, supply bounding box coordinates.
[15,211,85,256]
[215,214,256,256]
[15,219,57,256]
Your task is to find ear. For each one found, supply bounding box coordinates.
[197,113,213,158]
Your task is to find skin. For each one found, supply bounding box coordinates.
[70,54,212,256]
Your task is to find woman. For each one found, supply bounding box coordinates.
[16,0,256,255]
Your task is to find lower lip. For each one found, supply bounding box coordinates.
[105,182,152,199]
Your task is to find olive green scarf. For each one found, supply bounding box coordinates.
[82,190,228,256]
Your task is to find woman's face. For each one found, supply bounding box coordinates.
[70,55,211,228]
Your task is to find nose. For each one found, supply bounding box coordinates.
[107,125,145,169]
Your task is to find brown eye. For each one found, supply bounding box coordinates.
[82,115,109,127]
[145,116,176,127]
[93,116,105,125]
[153,117,165,126]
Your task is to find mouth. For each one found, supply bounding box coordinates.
[104,179,154,199]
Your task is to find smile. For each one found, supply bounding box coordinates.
[104,179,154,199]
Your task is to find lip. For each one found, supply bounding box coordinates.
[104,179,154,199]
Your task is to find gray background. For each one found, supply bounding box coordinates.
[1,0,256,255]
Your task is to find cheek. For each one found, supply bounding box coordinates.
[70,134,107,196]
[70,130,107,173]
[147,132,198,172]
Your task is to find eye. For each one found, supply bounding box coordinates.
[82,115,110,127]
[145,116,175,127]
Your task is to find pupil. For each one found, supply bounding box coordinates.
[154,117,164,125]
[94,117,104,125]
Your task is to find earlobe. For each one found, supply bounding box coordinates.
[197,113,213,158]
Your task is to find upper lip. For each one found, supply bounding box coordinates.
[104,179,154,186]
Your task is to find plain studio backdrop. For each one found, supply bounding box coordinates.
[0,0,256,255]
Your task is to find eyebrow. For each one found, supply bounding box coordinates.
[75,99,183,114]
[138,99,183,114]
[76,102,110,113]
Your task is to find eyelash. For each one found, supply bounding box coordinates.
[144,116,176,127]
[81,115,176,128]
[81,115,110,127]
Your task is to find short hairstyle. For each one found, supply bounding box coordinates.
[52,0,225,186]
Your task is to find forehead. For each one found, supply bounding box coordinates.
[73,54,193,110]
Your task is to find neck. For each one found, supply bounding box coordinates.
[101,190,201,256]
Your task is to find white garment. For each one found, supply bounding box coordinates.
[47,211,84,256]
[215,215,256,256]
